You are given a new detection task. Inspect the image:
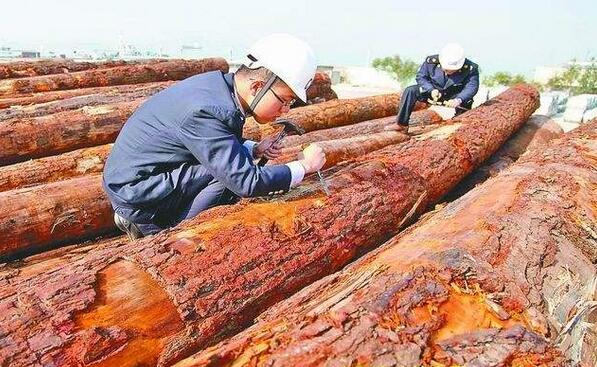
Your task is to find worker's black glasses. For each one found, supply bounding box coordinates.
[270,88,296,108]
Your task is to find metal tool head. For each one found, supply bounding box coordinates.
[274,118,305,136]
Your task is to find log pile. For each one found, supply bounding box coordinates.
[178,119,596,367]
[0,85,541,366]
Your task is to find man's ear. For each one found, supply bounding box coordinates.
[249,80,265,96]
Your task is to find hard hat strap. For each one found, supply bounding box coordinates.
[248,72,278,114]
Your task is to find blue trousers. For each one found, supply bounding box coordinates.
[397,85,473,125]
[133,178,239,236]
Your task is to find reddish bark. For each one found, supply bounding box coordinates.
[0,82,171,120]
[0,144,112,192]
[178,121,596,367]
[0,174,114,261]
[243,93,426,140]
[0,59,167,79]
[0,81,171,109]
[304,71,338,104]
[0,85,539,366]
[0,99,141,166]
[281,110,442,148]
[0,58,228,96]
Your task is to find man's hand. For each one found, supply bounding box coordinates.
[444,98,462,108]
[431,89,442,102]
[299,143,326,174]
[254,135,283,160]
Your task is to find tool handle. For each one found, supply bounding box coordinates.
[256,131,287,167]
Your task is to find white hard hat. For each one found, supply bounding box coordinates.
[245,33,317,103]
[439,43,465,71]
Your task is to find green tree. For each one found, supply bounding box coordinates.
[372,55,418,84]
[547,59,597,95]
[483,71,527,87]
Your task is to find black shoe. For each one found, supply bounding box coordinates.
[114,213,144,241]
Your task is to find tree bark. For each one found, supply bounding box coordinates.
[281,110,442,148]
[0,58,228,96]
[0,99,142,166]
[0,82,172,120]
[177,120,596,367]
[0,85,539,366]
[243,93,427,140]
[0,81,171,109]
[0,59,167,79]
[303,72,338,105]
[0,144,112,192]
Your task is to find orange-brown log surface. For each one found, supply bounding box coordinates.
[0,81,172,109]
[446,114,564,201]
[281,110,442,148]
[243,93,427,140]
[272,131,411,169]
[0,58,228,96]
[0,174,114,261]
[0,59,147,79]
[178,121,596,367]
[0,82,172,120]
[0,99,142,166]
[303,71,338,105]
[0,144,112,192]
[0,85,539,366]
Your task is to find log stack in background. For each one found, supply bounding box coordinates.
[0,85,540,366]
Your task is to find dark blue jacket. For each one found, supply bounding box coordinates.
[416,55,479,102]
[102,71,291,222]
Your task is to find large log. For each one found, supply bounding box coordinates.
[0,174,113,261]
[0,58,228,96]
[0,82,172,120]
[0,144,112,192]
[281,110,442,148]
[179,120,596,367]
[0,99,142,166]
[0,85,539,366]
[446,114,563,201]
[243,93,427,140]
[0,59,167,79]
[0,81,171,109]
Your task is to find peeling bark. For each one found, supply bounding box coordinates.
[0,82,171,120]
[0,58,228,96]
[243,93,427,140]
[0,59,166,79]
[178,120,596,367]
[0,144,112,192]
[0,85,539,366]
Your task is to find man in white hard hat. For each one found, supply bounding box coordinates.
[103,33,326,239]
[394,43,479,132]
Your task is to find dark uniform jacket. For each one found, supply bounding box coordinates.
[416,54,480,102]
[102,71,291,223]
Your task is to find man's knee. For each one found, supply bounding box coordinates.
[404,85,420,97]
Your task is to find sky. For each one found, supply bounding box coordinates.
[1,0,595,76]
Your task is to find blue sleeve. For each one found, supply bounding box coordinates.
[455,68,480,102]
[415,63,434,93]
[177,110,292,198]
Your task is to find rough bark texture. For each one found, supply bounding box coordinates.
[0,144,112,192]
[0,99,141,166]
[0,85,538,366]
[178,121,596,367]
[0,82,171,120]
[281,110,442,148]
[243,93,427,140]
[0,59,167,79]
[446,114,564,201]
[303,72,338,105]
[0,174,114,261]
[0,81,171,109]
[272,131,411,169]
[0,58,228,96]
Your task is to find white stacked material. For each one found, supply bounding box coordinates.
[582,108,597,122]
[335,66,402,89]
[563,94,597,122]
[537,91,568,116]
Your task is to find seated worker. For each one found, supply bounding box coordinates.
[395,43,479,132]
[102,34,326,240]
